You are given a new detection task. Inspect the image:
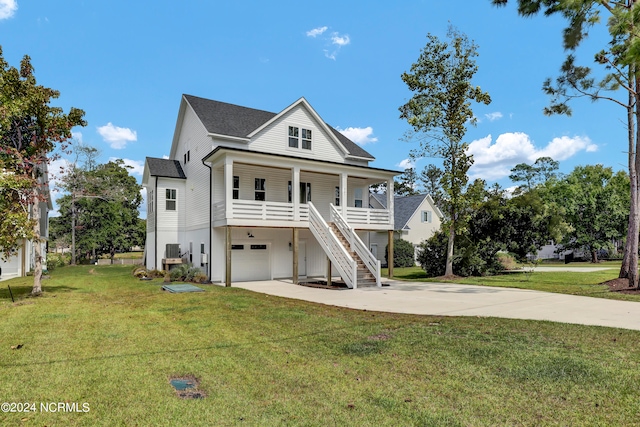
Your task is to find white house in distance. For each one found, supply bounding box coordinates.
[0,167,52,282]
[369,193,443,265]
[143,94,400,288]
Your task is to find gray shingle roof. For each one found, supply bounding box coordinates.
[146,157,186,179]
[183,94,375,160]
[394,194,428,230]
[370,193,431,230]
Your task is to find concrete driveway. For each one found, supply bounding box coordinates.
[234,279,640,331]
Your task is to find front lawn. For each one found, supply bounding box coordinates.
[1,265,639,425]
[383,265,640,302]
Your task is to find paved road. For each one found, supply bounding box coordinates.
[234,279,640,331]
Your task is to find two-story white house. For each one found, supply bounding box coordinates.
[143,95,399,288]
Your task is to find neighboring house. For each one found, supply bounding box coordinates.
[368,193,443,265]
[0,165,52,282]
[143,94,399,288]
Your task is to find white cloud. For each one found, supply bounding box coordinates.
[97,122,137,149]
[72,131,83,143]
[397,158,414,170]
[0,0,17,20]
[307,26,350,60]
[467,132,597,180]
[337,126,378,145]
[110,157,144,176]
[484,112,503,122]
[306,26,327,37]
[162,155,169,159]
[331,33,350,46]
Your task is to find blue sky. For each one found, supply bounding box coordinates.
[0,1,625,217]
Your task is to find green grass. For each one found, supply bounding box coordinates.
[1,265,640,425]
[383,265,640,302]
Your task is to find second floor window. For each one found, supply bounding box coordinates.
[421,210,432,223]
[255,178,266,201]
[288,126,312,150]
[301,129,312,149]
[166,189,177,211]
[335,186,340,206]
[148,190,154,214]
[354,188,363,208]
[233,176,239,200]
[288,182,311,203]
[288,126,299,148]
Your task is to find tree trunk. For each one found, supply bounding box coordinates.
[71,196,76,265]
[591,248,598,264]
[445,221,455,276]
[619,70,640,289]
[31,187,43,296]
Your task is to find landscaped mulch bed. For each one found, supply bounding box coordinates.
[603,278,640,294]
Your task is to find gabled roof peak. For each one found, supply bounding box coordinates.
[182,94,375,160]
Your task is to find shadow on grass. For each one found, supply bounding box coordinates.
[0,325,353,368]
[0,284,78,301]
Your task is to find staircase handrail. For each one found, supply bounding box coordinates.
[308,202,357,288]
[330,204,381,287]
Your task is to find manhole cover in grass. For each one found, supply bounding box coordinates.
[169,376,206,399]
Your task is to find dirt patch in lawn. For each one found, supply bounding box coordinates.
[602,278,640,294]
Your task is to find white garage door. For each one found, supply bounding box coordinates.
[231,243,271,282]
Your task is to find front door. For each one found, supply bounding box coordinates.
[298,241,307,277]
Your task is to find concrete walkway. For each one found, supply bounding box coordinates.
[234,279,640,331]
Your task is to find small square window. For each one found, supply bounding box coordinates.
[422,210,432,223]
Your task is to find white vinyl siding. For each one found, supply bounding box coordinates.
[249,105,346,163]
[178,105,212,230]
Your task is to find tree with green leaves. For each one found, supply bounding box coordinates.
[400,26,491,276]
[420,164,445,207]
[509,156,560,192]
[543,164,629,262]
[0,48,86,294]
[492,0,640,287]
[395,167,420,196]
[54,159,142,263]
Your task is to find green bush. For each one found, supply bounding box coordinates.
[497,252,518,270]
[46,252,70,271]
[168,264,203,282]
[385,238,415,268]
[416,231,503,277]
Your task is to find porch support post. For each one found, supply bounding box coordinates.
[292,166,300,221]
[326,256,332,286]
[340,172,348,217]
[387,177,394,227]
[292,227,299,284]
[225,226,232,287]
[388,229,394,278]
[224,157,234,219]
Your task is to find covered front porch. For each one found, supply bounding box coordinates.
[205,148,395,230]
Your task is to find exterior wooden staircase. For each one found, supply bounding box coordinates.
[329,223,378,287]
[307,201,381,289]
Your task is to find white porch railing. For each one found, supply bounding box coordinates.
[212,200,387,228]
[308,202,358,289]
[345,207,390,226]
[330,204,381,287]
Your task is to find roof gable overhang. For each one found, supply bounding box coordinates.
[246,97,352,157]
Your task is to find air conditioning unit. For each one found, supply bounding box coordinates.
[166,244,180,259]
[201,253,208,264]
